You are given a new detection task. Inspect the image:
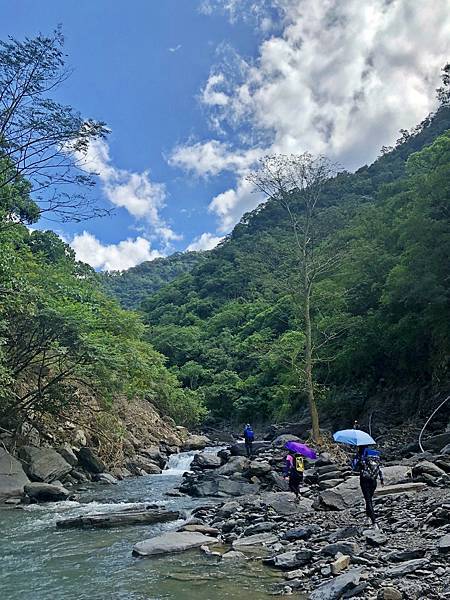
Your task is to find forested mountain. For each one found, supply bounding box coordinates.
[137,105,450,427]
[99,251,205,309]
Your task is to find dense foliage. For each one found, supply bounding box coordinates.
[99,252,205,309]
[137,107,450,427]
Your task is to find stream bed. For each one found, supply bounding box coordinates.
[0,451,281,600]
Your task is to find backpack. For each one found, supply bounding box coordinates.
[295,456,304,473]
[359,453,381,481]
[245,427,254,441]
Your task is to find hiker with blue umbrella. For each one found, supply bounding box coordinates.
[333,428,384,529]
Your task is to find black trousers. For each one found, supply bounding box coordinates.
[289,470,304,496]
[245,440,253,457]
[360,477,377,523]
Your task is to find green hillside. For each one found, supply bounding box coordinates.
[138,106,450,427]
[99,251,205,309]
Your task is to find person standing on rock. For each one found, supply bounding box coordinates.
[285,453,304,501]
[243,424,254,457]
[352,445,384,528]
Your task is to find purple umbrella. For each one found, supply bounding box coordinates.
[284,441,317,460]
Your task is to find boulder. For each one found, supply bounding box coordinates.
[374,482,426,497]
[0,448,30,501]
[412,460,446,479]
[133,531,215,556]
[127,455,162,475]
[140,446,166,467]
[309,568,362,600]
[244,522,276,536]
[221,550,246,561]
[364,529,387,546]
[77,447,106,474]
[317,489,348,511]
[184,474,258,497]
[283,526,321,541]
[24,482,70,502]
[265,471,290,491]
[182,435,210,451]
[272,434,301,447]
[422,432,450,452]
[57,443,78,466]
[262,492,313,516]
[215,456,249,475]
[229,441,271,456]
[19,446,72,483]
[191,453,222,469]
[384,549,425,562]
[386,558,429,577]
[245,460,272,477]
[438,533,450,553]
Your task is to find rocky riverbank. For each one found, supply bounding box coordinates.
[140,432,450,599]
[0,397,210,504]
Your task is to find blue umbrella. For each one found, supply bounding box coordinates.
[333,429,376,446]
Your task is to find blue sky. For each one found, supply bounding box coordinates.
[3,1,450,269]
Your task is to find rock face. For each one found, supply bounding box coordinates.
[0,448,30,500]
[24,482,70,502]
[77,447,106,474]
[132,531,215,556]
[19,446,72,483]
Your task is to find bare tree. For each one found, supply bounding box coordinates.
[247,153,340,442]
[0,28,109,223]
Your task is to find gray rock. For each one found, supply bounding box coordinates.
[57,443,78,466]
[412,460,446,479]
[386,558,429,577]
[328,526,360,543]
[441,443,450,455]
[262,492,313,516]
[322,541,360,557]
[374,482,427,497]
[182,434,210,451]
[438,533,450,553]
[221,550,246,561]
[422,432,450,452]
[283,526,321,541]
[191,453,222,469]
[0,448,30,501]
[384,549,425,562]
[133,530,215,556]
[229,441,271,456]
[24,482,70,502]
[179,524,219,536]
[330,554,350,575]
[318,489,348,511]
[93,473,118,485]
[232,532,278,549]
[265,549,313,570]
[77,447,106,474]
[245,460,272,477]
[185,474,258,497]
[377,587,403,600]
[215,456,249,475]
[244,521,276,536]
[266,471,290,491]
[19,446,72,483]
[140,446,166,467]
[363,529,388,546]
[272,434,301,447]
[59,508,180,530]
[127,455,162,475]
[309,568,362,600]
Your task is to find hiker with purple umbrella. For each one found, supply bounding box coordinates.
[284,441,317,501]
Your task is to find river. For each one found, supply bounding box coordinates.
[0,450,280,600]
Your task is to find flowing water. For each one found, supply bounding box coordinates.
[0,450,280,600]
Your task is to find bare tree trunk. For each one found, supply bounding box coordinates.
[304,282,320,442]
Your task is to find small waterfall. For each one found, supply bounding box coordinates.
[163,450,197,474]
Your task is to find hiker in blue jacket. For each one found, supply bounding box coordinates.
[352,445,384,528]
[243,424,254,457]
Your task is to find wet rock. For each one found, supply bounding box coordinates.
[330,554,350,575]
[179,524,220,536]
[25,482,70,502]
[322,541,360,557]
[182,434,210,451]
[363,529,388,546]
[70,469,89,482]
[377,587,403,600]
[438,533,450,553]
[59,508,180,530]
[232,532,278,550]
[191,453,222,469]
[77,447,106,474]
[133,530,215,556]
[127,455,162,475]
[93,473,118,485]
[309,568,362,600]
[386,558,429,577]
[244,521,276,536]
[221,550,246,561]
[264,549,313,570]
[19,446,72,483]
[0,448,30,501]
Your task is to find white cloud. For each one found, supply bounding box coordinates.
[169,44,182,53]
[81,139,179,244]
[71,231,161,271]
[209,178,263,232]
[177,0,450,231]
[186,232,224,252]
